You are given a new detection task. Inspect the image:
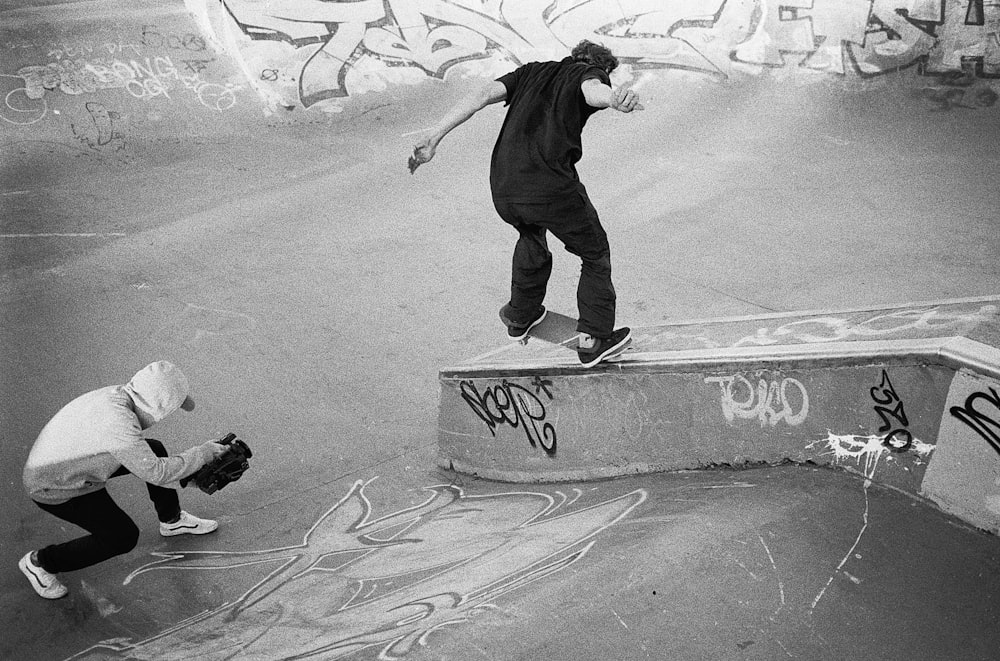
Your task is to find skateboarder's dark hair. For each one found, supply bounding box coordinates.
[571,40,618,74]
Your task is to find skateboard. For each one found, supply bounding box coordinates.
[514,309,582,349]
[511,309,633,363]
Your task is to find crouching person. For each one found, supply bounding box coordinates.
[19,361,227,599]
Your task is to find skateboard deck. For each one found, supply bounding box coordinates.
[508,309,634,364]
[517,311,634,362]
[517,310,582,349]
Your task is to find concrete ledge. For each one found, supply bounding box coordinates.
[437,298,1000,534]
[443,338,996,378]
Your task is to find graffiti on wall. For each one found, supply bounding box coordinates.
[67,478,647,660]
[193,0,1000,109]
[1,23,241,128]
[704,372,809,427]
[950,386,1000,457]
[460,377,557,455]
[69,102,126,150]
[870,369,914,452]
[627,304,998,354]
[734,305,999,347]
[14,54,239,110]
[5,1,997,118]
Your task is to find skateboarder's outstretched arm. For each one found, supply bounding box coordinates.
[581,78,643,112]
[409,81,507,173]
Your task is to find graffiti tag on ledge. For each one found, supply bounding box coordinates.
[704,373,809,427]
[870,369,913,452]
[950,386,1000,457]
[460,378,556,455]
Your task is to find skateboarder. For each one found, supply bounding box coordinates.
[410,40,641,367]
[18,361,228,599]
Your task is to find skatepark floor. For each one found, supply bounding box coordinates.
[3,70,1000,660]
[7,465,1000,661]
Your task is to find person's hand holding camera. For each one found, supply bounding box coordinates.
[202,441,229,461]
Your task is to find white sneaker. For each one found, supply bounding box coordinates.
[19,551,68,599]
[159,510,218,537]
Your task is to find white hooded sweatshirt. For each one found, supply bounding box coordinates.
[23,361,215,505]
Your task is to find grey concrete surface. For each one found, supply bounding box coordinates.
[11,467,1000,661]
[3,54,1000,661]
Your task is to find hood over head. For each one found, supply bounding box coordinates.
[124,361,190,429]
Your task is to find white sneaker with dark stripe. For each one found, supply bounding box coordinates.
[19,551,68,599]
[160,510,218,537]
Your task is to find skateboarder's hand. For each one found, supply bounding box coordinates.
[611,85,643,113]
[409,137,437,174]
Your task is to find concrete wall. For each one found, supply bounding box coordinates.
[3,0,998,137]
[440,361,949,494]
[924,367,1000,531]
[188,0,1000,112]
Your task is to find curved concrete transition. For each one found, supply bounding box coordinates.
[438,296,1000,534]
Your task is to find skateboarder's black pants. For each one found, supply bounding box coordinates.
[494,190,616,338]
[32,439,182,574]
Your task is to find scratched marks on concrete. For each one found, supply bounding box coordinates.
[151,303,256,347]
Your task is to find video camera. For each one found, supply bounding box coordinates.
[180,433,252,494]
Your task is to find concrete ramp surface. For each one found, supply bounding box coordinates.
[22,469,1000,661]
[3,0,1000,660]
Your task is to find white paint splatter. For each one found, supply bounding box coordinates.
[810,486,870,614]
[775,638,795,658]
[807,433,886,480]
[735,560,759,581]
[807,432,936,480]
[805,433,904,613]
[759,535,785,615]
[80,579,123,617]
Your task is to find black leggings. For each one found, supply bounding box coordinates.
[33,439,181,574]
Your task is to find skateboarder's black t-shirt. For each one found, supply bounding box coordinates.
[490,58,610,203]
